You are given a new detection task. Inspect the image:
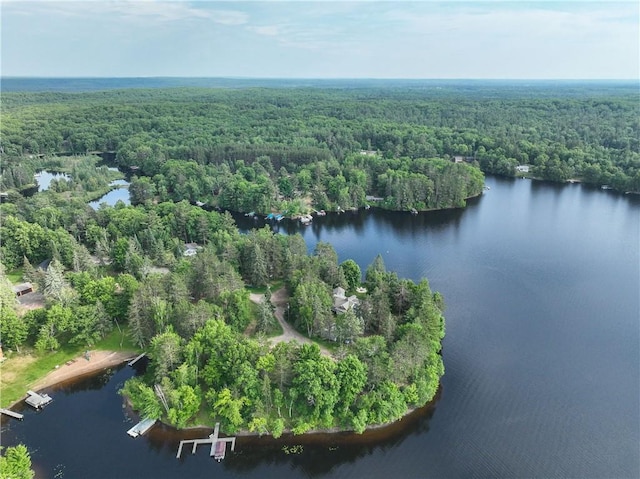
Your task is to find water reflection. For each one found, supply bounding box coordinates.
[3,358,442,478]
[232,203,475,242]
[89,183,131,209]
[35,170,70,191]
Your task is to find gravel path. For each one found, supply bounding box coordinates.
[249,287,331,356]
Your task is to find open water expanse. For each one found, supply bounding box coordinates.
[2,176,639,478]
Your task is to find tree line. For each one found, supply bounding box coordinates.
[2,84,637,198]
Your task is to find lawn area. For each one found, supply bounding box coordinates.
[6,268,24,284]
[246,280,284,295]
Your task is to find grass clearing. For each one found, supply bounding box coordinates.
[246,280,285,295]
[1,346,82,407]
[6,268,25,284]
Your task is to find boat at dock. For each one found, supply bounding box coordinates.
[176,422,236,462]
[25,390,53,409]
[127,417,157,438]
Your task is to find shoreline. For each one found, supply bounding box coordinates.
[5,345,440,441]
[137,387,441,446]
[5,350,136,409]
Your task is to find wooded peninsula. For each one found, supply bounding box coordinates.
[1,81,637,436]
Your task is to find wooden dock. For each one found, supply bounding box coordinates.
[127,417,157,437]
[0,408,24,420]
[25,390,52,409]
[176,422,236,462]
[128,353,146,367]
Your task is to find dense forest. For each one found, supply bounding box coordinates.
[2,83,638,209]
[1,81,637,436]
[1,187,445,434]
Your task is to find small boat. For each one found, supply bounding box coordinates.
[214,441,226,461]
[410,208,418,215]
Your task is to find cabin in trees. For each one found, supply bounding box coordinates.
[359,150,378,156]
[453,156,476,163]
[183,243,199,257]
[12,282,33,297]
[332,287,360,314]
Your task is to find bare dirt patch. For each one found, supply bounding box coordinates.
[17,291,45,311]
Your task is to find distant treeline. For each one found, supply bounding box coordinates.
[1,85,638,202]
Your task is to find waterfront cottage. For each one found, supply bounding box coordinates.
[332,287,360,313]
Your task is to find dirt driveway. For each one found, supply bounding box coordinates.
[249,287,331,356]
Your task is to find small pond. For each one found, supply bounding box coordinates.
[88,180,131,209]
[35,171,70,191]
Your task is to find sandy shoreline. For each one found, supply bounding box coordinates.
[31,350,136,390]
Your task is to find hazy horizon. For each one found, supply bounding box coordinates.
[2,1,638,80]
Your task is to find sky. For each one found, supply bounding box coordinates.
[1,1,638,79]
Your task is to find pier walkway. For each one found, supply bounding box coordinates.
[127,417,157,437]
[127,353,146,366]
[176,423,236,462]
[0,408,24,420]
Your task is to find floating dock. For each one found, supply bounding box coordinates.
[25,390,52,409]
[0,408,24,420]
[176,422,236,462]
[127,353,146,367]
[127,417,157,437]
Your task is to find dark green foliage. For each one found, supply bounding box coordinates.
[340,259,362,291]
[4,86,637,207]
[0,444,35,479]
[0,86,468,434]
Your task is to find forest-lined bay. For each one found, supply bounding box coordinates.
[3,176,638,479]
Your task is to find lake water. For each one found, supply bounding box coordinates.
[88,180,131,209]
[3,176,639,478]
[35,170,70,191]
[34,170,131,208]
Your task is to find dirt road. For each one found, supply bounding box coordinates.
[249,287,331,356]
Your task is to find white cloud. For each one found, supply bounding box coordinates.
[2,1,248,25]
[248,25,280,36]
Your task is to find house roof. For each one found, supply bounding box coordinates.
[13,282,33,293]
